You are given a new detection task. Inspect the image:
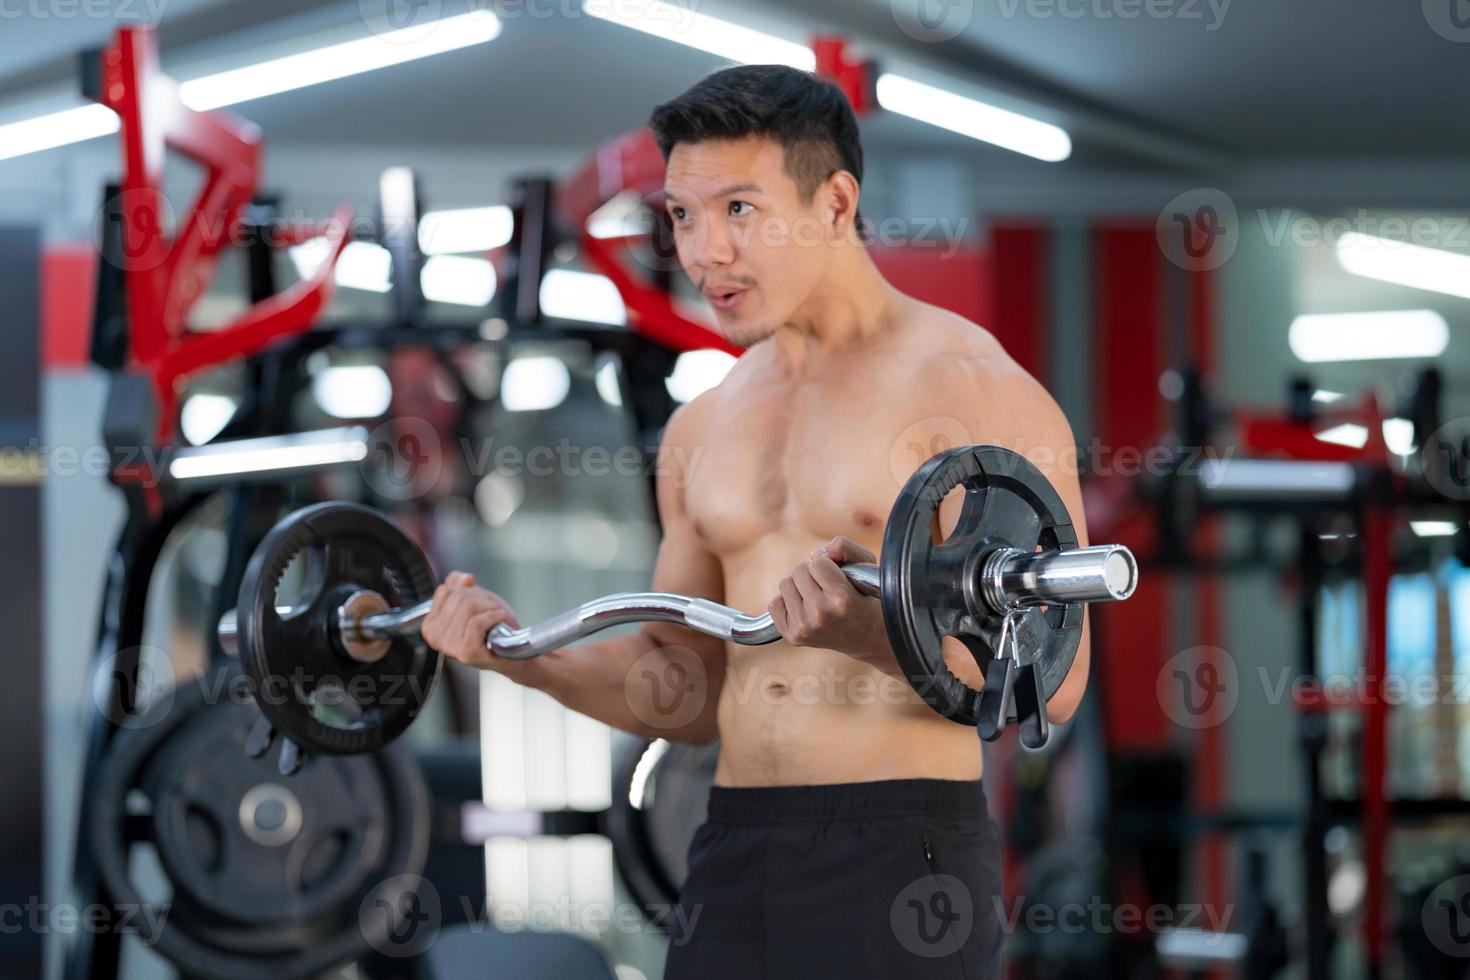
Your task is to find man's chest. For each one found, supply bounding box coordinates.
[681,391,933,555]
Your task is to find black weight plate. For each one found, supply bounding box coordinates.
[88,678,431,980]
[238,502,440,755]
[609,738,718,926]
[880,445,1082,725]
[144,699,389,936]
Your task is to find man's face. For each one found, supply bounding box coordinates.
[663,136,831,346]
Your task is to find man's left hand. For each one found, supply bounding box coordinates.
[768,537,899,676]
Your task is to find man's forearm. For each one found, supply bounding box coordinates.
[492,631,722,743]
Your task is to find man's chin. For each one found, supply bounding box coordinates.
[722,326,773,348]
[715,314,776,348]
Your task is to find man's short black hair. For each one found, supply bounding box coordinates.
[649,65,864,207]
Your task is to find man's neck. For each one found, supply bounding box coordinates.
[772,250,902,375]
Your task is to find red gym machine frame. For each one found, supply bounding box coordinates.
[90,27,352,444]
[91,28,877,445]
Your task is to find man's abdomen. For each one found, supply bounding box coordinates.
[712,646,983,786]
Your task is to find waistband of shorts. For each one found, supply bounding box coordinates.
[705,778,987,825]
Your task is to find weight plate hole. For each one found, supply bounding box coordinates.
[272,546,325,617]
[309,680,375,730]
[300,831,349,891]
[184,805,222,871]
[124,789,152,817]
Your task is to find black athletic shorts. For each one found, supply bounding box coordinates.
[664,778,1004,980]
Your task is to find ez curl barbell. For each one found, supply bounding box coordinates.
[218,445,1138,771]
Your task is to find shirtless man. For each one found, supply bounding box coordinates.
[422,65,1089,980]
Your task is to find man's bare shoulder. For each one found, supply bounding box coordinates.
[889,302,1058,418]
[658,344,763,449]
[870,303,1073,477]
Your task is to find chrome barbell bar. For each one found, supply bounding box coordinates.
[218,545,1137,663]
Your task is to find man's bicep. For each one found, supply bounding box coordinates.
[649,508,725,603]
[644,410,728,657]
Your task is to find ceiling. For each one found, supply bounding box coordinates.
[0,0,1466,168]
[793,0,1470,155]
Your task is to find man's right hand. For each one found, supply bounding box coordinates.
[420,571,522,670]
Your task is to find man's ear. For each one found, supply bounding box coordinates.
[823,170,861,239]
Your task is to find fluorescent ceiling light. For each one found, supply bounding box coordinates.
[580,1,1066,162]
[312,365,393,419]
[290,239,393,292]
[1382,418,1415,457]
[0,104,118,163]
[1336,231,1470,300]
[421,255,497,306]
[582,0,814,69]
[419,206,514,254]
[667,349,736,403]
[540,269,626,326]
[170,428,368,480]
[179,393,238,446]
[876,73,1071,162]
[627,739,671,809]
[1315,424,1368,449]
[179,11,501,110]
[1410,521,1459,538]
[474,473,526,527]
[1198,459,1356,497]
[1157,929,1249,965]
[1312,389,1344,404]
[1288,311,1448,363]
[500,356,571,412]
[587,192,648,240]
[333,242,394,292]
[595,357,624,407]
[0,11,499,162]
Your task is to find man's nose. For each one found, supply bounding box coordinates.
[690,220,736,269]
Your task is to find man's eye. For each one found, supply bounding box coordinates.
[729,201,753,217]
